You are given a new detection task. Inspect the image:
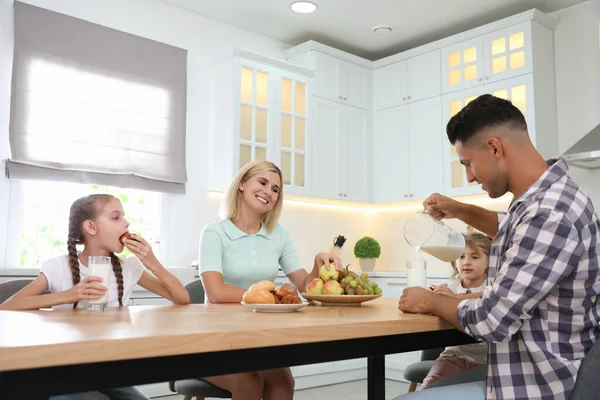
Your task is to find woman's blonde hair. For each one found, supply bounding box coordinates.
[450,232,492,279]
[223,160,284,232]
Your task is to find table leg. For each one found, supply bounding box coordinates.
[368,355,385,400]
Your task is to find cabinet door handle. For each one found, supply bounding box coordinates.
[387,281,407,285]
[404,194,408,198]
[343,97,347,101]
[485,76,489,80]
[338,193,343,196]
[478,77,483,82]
[402,97,406,101]
[407,96,412,100]
[338,96,342,100]
[409,194,414,198]
[343,194,347,197]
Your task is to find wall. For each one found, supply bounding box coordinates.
[550,0,600,152]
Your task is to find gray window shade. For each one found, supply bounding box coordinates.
[7,1,187,194]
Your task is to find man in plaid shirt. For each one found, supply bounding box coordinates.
[397,95,600,400]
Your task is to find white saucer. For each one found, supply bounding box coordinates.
[241,301,308,313]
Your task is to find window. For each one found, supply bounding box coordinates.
[10,180,162,268]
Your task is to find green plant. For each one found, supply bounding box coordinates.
[353,236,381,259]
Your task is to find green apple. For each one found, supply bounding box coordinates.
[322,280,344,295]
[319,263,340,282]
[306,278,324,294]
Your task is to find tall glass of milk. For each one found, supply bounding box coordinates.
[404,211,466,262]
[406,256,428,288]
[88,256,111,311]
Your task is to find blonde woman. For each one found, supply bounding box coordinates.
[199,160,342,400]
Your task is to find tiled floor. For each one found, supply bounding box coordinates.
[157,379,410,400]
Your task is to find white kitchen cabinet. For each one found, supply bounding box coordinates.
[373,60,408,110]
[407,50,442,103]
[483,22,532,83]
[285,43,372,110]
[372,105,409,203]
[208,52,312,196]
[373,51,441,111]
[441,74,539,197]
[312,98,369,202]
[407,97,444,200]
[373,97,444,203]
[441,36,485,94]
[312,51,370,110]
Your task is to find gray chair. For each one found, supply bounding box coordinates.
[169,279,232,400]
[0,278,35,303]
[403,347,444,392]
[569,337,600,400]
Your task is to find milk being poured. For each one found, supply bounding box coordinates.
[420,245,464,262]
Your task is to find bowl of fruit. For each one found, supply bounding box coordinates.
[301,264,383,307]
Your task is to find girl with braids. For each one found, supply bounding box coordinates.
[2,193,189,311]
[1,194,189,399]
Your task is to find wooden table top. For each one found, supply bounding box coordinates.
[0,298,455,371]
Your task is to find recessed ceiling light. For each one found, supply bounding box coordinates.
[373,25,393,34]
[290,1,318,14]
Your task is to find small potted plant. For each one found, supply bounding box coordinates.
[353,236,381,272]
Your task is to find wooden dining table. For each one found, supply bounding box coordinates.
[0,298,474,399]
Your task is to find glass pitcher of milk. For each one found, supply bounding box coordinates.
[404,211,466,262]
[88,256,111,311]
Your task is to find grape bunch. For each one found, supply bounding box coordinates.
[339,268,383,296]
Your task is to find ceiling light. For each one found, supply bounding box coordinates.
[373,25,393,34]
[290,1,318,14]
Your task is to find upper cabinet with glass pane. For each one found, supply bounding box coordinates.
[207,52,313,194]
[441,37,485,94]
[441,18,553,95]
[483,22,532,83]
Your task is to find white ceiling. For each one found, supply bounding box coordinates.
[162,0,587,60]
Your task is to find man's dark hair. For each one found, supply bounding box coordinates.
[446,94,528,145]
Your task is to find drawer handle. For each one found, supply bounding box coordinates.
[387,281,407,285]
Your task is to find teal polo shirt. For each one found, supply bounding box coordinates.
[199,219,304,290]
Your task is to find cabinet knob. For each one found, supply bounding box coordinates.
[409,194,414,198]
[343,97,347,101]
[478,77,482,82]
[402,97,406,101]
[338,96,342,100]
[404,194,408,198]
[338,193,343,196]
[408,96,412,100]
[485,76,489,80]
[343,194,347,197]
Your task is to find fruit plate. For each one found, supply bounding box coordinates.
[241,302,308,313]
[300,293,382,307]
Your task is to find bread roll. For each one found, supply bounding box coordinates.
[248,280,275,293]
[243,289,276,304]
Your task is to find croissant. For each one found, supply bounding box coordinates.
[274,283,298,299]
[280,294,302,304]
[272,294,281,304]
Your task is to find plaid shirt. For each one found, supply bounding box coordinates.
[457,158,600,400]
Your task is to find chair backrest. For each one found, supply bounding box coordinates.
[0,279,34,303]
[184,279,206,304]
[569,337,600,400]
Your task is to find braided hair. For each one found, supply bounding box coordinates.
[68,194,124,308]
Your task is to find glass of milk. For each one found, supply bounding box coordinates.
[406,257,428,288]
[87,256,111,311]
[404,211,466,262]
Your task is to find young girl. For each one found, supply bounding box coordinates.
[422,232,491,390]
[199,160,342,400]
[1,193,190,400]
